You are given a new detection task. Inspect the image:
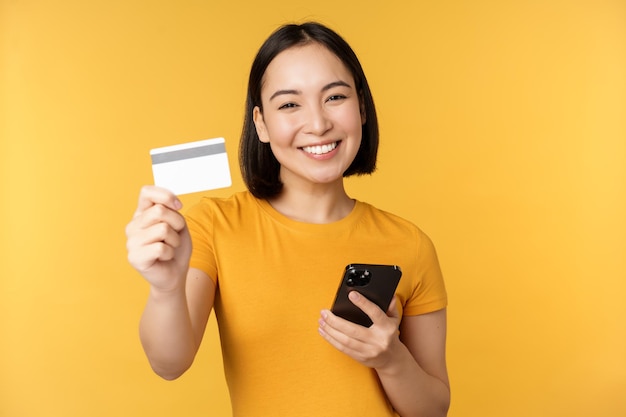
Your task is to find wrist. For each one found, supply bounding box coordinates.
[374,339,412,377]
[149,282,187,301]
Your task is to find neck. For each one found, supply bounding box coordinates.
[267,180,354,224]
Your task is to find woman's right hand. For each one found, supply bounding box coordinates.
[125,186,192,292]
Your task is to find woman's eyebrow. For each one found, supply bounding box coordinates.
[321,80,351,92]
[269,89,300,101]
[268,80,352,101]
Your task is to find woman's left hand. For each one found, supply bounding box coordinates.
[318,292,402,370]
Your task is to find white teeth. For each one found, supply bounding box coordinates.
[302,142,338,155]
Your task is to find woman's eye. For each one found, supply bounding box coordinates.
[327,95,346,102]
[278,102,298,110]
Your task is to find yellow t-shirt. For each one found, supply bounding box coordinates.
[186,191,447,417]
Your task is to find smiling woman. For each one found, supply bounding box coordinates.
[240,23,380,201]
[4,2,625,417]
[252,43,365,191]
[125,22,450,417]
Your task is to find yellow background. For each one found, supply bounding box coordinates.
[2,1,625,416]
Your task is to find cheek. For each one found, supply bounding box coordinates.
[264,114,302,141]
[338,104,365,130]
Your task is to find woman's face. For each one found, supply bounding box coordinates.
[253,42,365,190]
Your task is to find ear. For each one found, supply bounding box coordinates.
[253,106,270,143]
[359,93,367,125]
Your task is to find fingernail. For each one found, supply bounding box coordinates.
[320,310,328,320]
[174,199,183,210]
[349,291,360,301]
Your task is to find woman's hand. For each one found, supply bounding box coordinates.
[125,186,191,292]
[318,292,402,371]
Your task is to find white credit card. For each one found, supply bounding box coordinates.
[150,137,232,195]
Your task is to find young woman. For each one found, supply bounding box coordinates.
[126,22,450,417]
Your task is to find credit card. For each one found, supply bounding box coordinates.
[150,137,232,195]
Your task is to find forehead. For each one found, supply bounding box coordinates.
[261,43,355,91]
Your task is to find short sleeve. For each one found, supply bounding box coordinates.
[402,230,448,316]
[185,200,218,284]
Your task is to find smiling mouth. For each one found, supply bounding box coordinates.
[301,141,339,155]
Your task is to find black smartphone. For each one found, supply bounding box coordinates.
[330,264,402,327]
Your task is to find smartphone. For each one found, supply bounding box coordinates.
[330,264,402,327]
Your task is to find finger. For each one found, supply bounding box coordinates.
[319,309,370,346]
[318,312,368,353]
[348,291,388,324]
[127,222,182,253]
[127,241,176,271]
[318,326,365,359]
[136,203,187,232]
[134,185,182,217]
[127,202,187,240]
[145,221,182,248]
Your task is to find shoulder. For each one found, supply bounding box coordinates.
[357,201,440,267]
[184,191,263,236]
[186,191,257,217]
[358,201,429,241]
[359,201,415,226]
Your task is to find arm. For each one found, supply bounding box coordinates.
[139,267,215,380]
[126,186,216,380]
[378,308,450,417]
[319,294,450,417]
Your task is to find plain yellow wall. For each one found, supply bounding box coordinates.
[2,1,625,416]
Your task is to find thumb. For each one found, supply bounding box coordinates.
[134,185,183,217]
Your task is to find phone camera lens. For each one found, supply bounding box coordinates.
[346,268,372,287]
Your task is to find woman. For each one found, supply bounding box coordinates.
[126,22,450,417]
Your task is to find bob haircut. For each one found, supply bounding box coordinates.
[239,22,379,199]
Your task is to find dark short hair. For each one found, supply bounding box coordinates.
[239,22,379,199]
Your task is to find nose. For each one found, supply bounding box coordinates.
[303,105,332,136]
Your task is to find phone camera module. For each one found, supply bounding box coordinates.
[346,269,371,287]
